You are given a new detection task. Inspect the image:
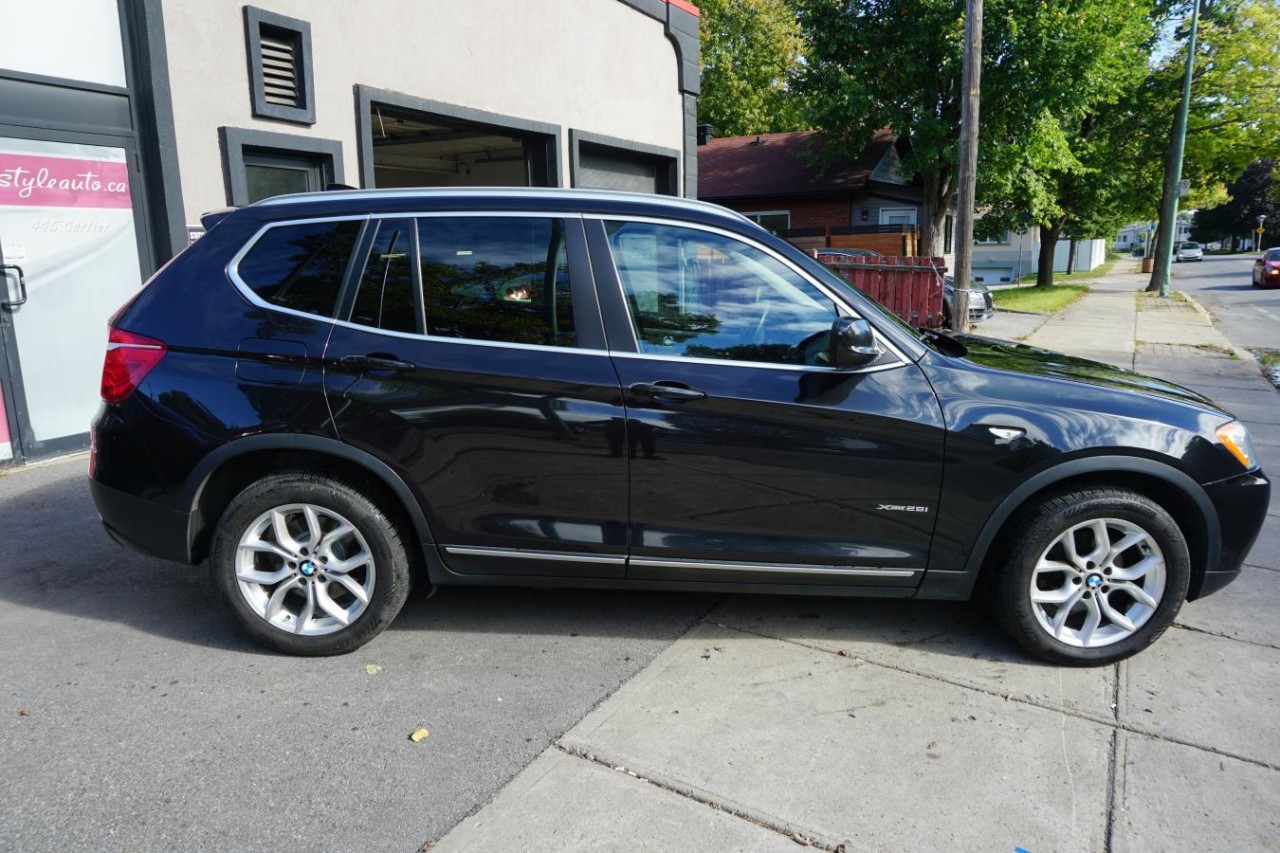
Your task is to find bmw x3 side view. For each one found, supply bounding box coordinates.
[90,188,1270,665]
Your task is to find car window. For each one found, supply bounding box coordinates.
[604,220,838,366]
[238,219,362,317]
[350,218,421,334]
[416,217,575,348]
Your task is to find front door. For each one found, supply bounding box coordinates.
[588,218,945,588]
[323,213,629,578]
[0,134,148,460]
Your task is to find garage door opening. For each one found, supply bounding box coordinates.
[366,104,556,189]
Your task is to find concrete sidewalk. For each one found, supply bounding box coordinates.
[429,265,1280,853]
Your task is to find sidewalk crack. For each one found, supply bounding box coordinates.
[556,744,842,850]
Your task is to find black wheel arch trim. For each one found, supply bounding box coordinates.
[921,455,1221,600]
[182,433,437,560]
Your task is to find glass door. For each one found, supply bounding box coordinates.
[0,134,147,458]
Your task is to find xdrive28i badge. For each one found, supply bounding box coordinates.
[877,504,931,513]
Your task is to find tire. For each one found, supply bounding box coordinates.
[210,471,413,655]
[991,487,1190,666]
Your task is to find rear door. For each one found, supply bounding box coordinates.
[587,217,946,588]
[323,213,629,578]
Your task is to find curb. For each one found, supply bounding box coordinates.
[1176,290,1258,364]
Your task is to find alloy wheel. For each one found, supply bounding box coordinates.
[1028,517,1166,648]
[234,503,376,636]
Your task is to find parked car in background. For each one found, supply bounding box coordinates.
[813,248,883,261]
[91,188,1268,666]
[943,277,995,328]
[1175,242,1204,262]
[1252,248,1280,287]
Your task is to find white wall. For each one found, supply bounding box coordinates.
[162,0,685,221]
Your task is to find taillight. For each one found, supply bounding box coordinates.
[101,328,167,404]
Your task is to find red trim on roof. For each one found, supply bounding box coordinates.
[667,0,700,17]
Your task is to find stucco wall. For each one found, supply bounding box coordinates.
[162,0,685,222]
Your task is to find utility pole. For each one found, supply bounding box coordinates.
[1151,0,1201,298]
[952,0,983,332]
[1259,214,1268,252]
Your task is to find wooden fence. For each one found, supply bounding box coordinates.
[814,254,946,329]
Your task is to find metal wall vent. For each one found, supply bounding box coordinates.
[259,28,301,108]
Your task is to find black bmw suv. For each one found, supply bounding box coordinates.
[91,188,1269,665]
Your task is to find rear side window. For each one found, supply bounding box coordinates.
[417,217,576,348]
[238,219,362,317]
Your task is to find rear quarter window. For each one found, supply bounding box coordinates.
[237,219,362,317]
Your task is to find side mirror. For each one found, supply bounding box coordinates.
[829,317,879,368]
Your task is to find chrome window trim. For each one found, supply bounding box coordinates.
[226,212,610,356]
[587,213,911,369]
[607,350,903,375]
[628,557,919,578]
[225,210,909,369]
[443,547,919,578]
[444,546,626,566]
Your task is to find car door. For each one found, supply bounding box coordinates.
[323,213,629,578]
[585,217,946,588]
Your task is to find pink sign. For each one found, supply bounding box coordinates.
[0,154,132,209]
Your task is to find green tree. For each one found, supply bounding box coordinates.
[1147,0,1280,288]
[697,0,806,137]
[1191,159,1280,247]
[794,0,1155,261]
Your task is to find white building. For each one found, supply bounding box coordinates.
[0,0,701,464]
[969,225,1107,285]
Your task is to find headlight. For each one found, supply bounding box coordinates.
[1216,420,1258,470]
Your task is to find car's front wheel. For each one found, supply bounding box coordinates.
[993,487,1190,665]
[210,471,413,655]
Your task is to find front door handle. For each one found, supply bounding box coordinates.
[1,264,27,308]
[341,353,415,372]
[628,381,707,403]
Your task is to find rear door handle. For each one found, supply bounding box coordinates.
[628,381,707,403]
[341,353,415,372]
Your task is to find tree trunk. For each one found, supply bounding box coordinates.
[1147,122,1182,291]
[1037,219,1065,287]
[919,171,953,258]
[1067,237,1078,274]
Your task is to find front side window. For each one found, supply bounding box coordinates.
[238,219,361,316]
[418,217,576,347]
[604,221,838,366]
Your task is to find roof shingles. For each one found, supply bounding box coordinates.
[697,130,896,201]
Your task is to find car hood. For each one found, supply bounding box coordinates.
[950,334,1228,413]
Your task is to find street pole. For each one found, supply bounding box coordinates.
[1153,0,1201,298]
[952,0,983,332]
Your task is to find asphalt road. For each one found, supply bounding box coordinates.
[1170,252,1280,352]
[0,458,719,852]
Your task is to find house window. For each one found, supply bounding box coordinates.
[220,127,344,207]
[944,215,954,253]
[879,207,918,226]
[743,210,791,235]
[976,231,1009,245]
[245,7,315,125]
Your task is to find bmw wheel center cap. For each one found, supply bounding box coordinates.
[300,560,317,577]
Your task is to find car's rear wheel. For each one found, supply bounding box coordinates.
[992,487,1190,665]
[210,471,412,655]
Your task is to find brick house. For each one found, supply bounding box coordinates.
[697,130,954,267]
